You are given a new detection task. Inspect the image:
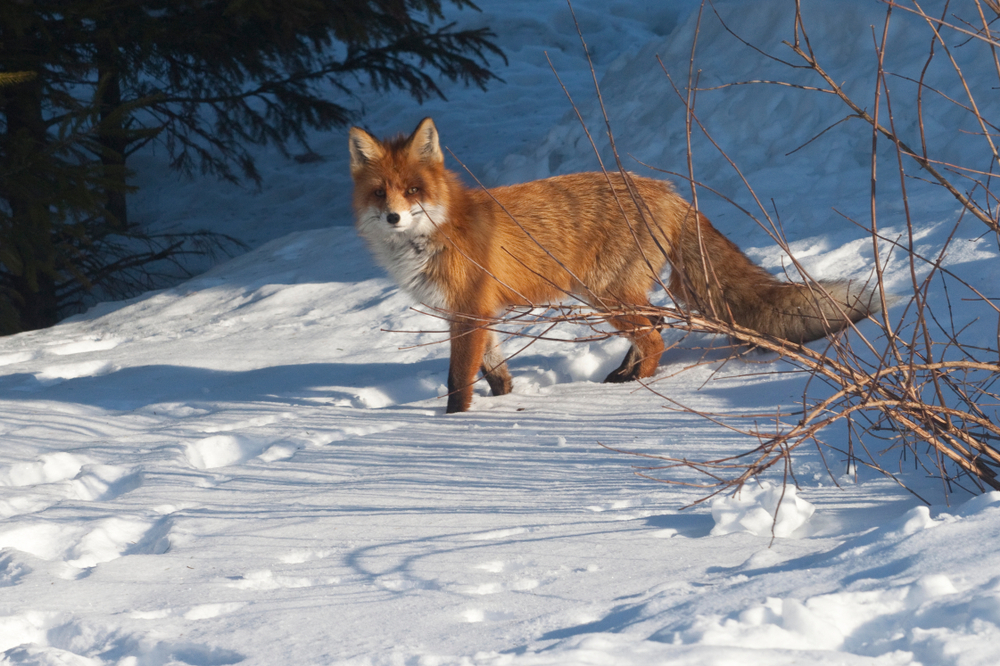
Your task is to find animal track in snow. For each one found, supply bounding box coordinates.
[0,452,87,487]
[0,514,171,576]
[67,464,143,502]
[0,552,29,587]
[65,516,170,569]
[0,460,141,520]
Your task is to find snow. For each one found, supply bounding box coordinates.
[709,482,816,538]
[2,0,1000,664]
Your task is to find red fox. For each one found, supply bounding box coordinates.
[349,118,874,413]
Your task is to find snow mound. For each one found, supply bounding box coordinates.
[711,481,816,538]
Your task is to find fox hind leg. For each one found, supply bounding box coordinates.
[481,330,512,396]
[604,344,642,383]
[602,312,664,383]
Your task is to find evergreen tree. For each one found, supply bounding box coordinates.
[0,0,503,334]
[0,1,109,333]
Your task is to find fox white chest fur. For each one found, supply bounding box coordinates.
[354,202,448,310]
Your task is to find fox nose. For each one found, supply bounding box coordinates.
[386,212,400,225]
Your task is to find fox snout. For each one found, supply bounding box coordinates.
[386,212,401,225]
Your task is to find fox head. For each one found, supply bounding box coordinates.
[348,117,448,236]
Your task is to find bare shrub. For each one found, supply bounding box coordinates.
[593,0,1000,503]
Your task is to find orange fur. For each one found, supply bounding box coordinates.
[349,118,874,413]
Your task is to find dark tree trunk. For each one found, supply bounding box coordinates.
[96,39,129,230]
[1,40,60,331]
[7,271,59,331]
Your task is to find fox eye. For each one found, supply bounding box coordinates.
[373,188,386,198]
[407,186,420,195]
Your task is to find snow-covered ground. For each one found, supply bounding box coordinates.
[3,1,1000,664]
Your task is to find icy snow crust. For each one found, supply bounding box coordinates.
[2,1,1000,664]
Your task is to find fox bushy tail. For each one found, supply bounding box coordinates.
[667,212,876,344]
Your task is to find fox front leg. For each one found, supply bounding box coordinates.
[446,318,491,413]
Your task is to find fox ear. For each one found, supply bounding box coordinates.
[348,127,384,175]
[407,117,443,164]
